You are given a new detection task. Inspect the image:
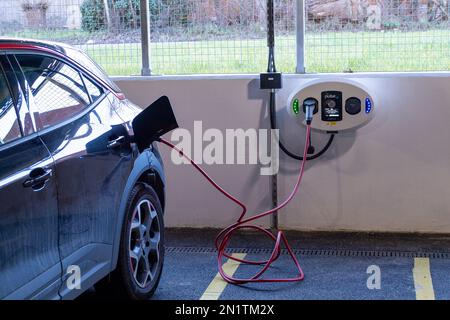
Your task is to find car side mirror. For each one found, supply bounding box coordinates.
[132,96,179,151]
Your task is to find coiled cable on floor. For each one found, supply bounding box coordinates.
[158,124,310,284]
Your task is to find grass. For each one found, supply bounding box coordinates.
[8,29,93,42]
[305,29,450,73]
[5,29,450,75]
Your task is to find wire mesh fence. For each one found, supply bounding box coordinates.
[0,0,295,75]
[0,0,448,75]
[0,0,143,75]
[305,0,450,72]
[149,0,295,74]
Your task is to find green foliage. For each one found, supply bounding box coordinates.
[113,0,140,28]
[80,0,105,32]
[149,0,191,29]
[383,21,401,30]
[80,0,140,33]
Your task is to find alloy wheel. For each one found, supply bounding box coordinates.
[128,199,161,288]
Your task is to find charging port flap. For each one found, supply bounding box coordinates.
[132,96,179,151]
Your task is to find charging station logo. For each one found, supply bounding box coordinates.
[170,121,280,175]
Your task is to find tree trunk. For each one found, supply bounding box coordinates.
[128,0,138,29]
[350,0,362,22]
[417,0,429,23]
[103,0,112,30]
[366,0,381,30]
[257,0,266,26]
[308,0,365,21]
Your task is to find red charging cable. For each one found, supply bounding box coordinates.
[158,124,311,284]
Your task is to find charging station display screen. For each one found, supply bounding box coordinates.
[321,91,342,122]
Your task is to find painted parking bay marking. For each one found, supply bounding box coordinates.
[413,258,435,300]
[200,253,246,300]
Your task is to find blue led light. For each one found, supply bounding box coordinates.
[365,98,372,114]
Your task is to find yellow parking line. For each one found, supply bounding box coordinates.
[413,258,435,300]
[200,253,246,300]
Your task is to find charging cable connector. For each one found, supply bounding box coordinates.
[303,99,316,125]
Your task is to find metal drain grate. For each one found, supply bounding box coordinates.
[166,246,450,259]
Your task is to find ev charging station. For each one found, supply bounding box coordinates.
[287,79,375,132]
[155,0,378,285]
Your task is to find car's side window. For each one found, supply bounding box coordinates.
[4,55,35,137]
[0,67,21,145]
[82,74,103,103]
[15,54,91,130]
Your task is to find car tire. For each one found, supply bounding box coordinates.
[96,183,165,300]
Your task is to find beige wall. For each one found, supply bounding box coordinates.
[113,73,450,233]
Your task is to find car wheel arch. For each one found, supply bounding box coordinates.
[136,170,165,212]
[110,149,166,271]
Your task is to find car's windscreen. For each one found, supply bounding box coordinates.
[63,46,122,93]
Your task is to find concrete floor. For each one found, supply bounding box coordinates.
[88,229,450,300]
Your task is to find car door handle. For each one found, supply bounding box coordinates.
[107,136,126,149]
[23,168,53,189]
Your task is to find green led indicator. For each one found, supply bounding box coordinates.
[293,98,300,115]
